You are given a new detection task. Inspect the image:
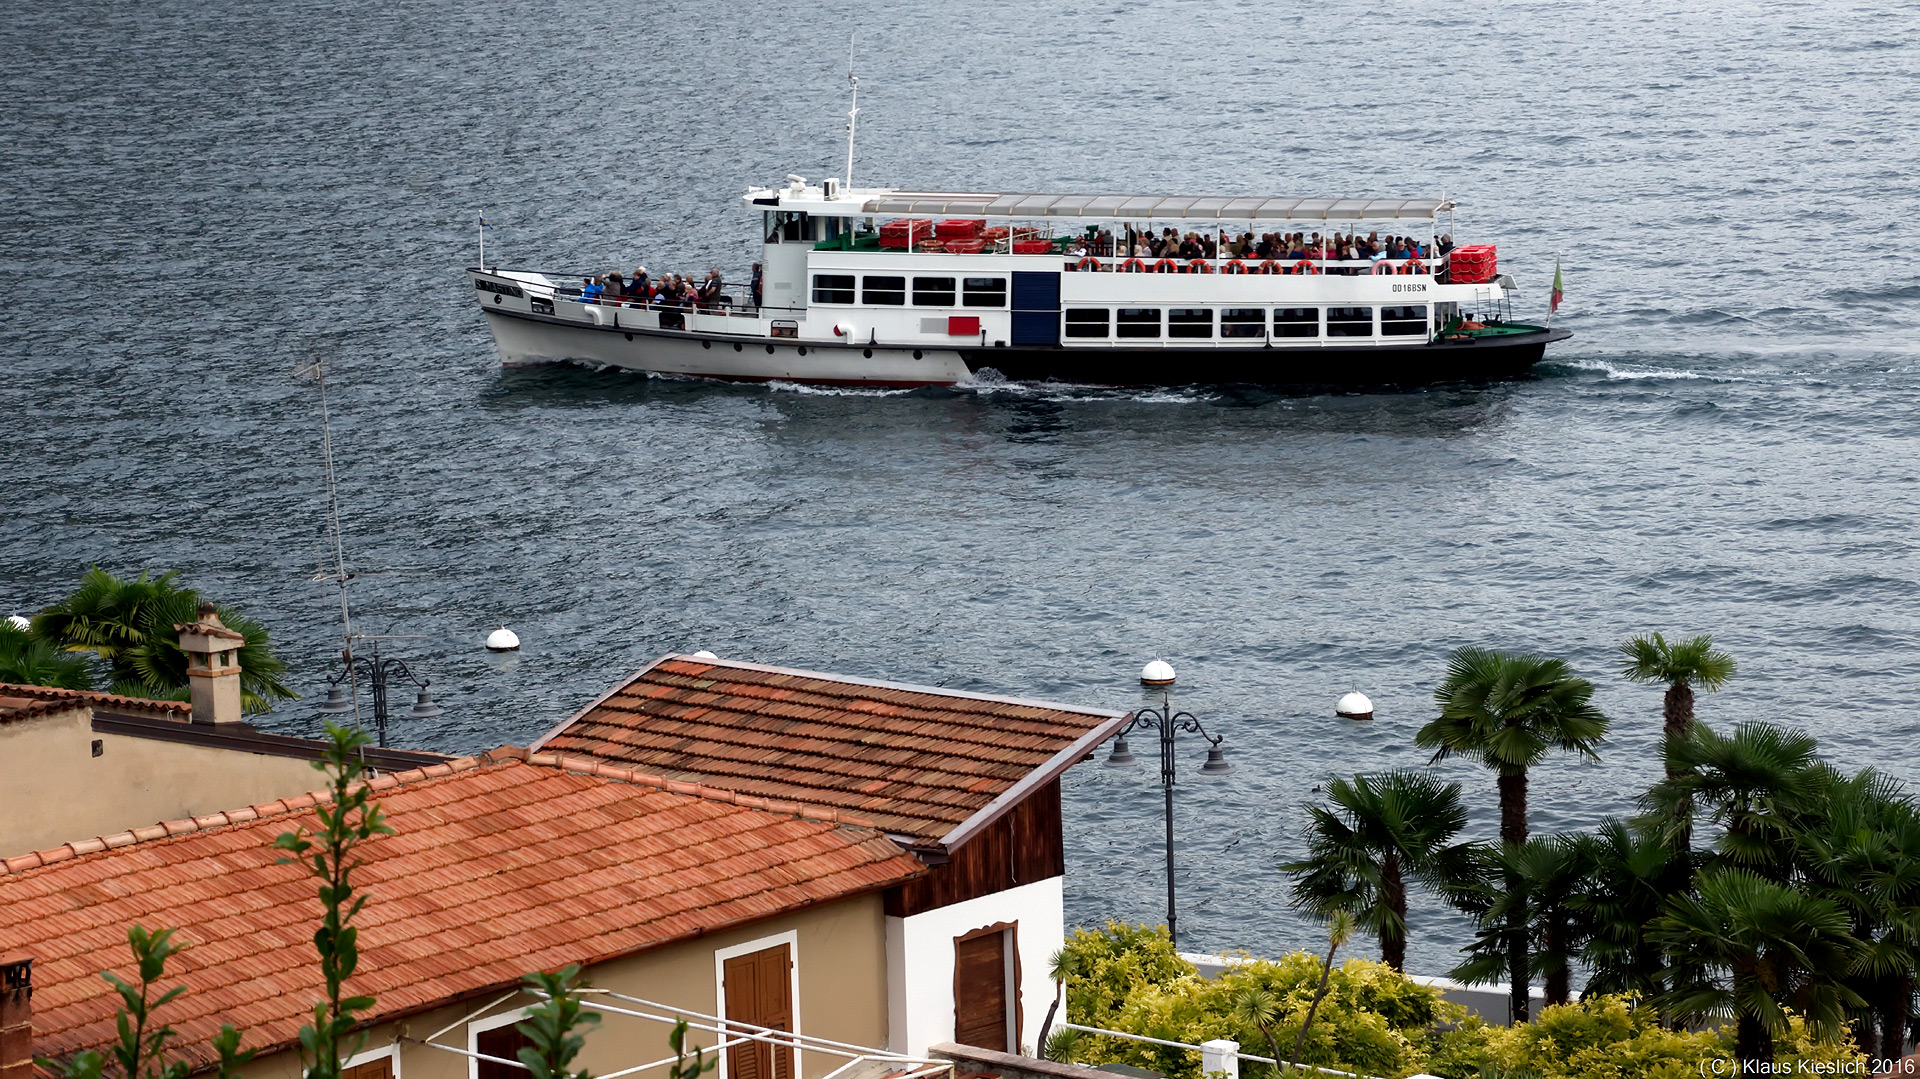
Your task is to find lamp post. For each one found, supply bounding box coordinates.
[313,644,442,748]
[1104,659,1231,948]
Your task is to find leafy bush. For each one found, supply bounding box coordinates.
[1056,922,1460,1079]
[1422,996,1865,1079]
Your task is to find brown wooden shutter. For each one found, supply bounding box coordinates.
[724,944,794,1079]
[342,1058,394,1079]
[477,1024,533,1079]
[953,931,1009,1051]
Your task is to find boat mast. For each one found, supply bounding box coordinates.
[844,37,858,189]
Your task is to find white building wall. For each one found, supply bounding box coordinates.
[885,875,1065,1057]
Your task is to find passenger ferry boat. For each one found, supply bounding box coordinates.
[466,177,1568,388]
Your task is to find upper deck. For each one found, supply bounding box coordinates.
[745,181,1452,223]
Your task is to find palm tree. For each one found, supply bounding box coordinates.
[1619,632,1736,771]
[31,567,297,712]
[1449,834,1596,1008]
[1649,721,1819,881]
[0,620,97,689]
[1292,910,1357,1069]
[1791,768,1920,1060]
[1621,632,1735,890]
[1282,769,1472,972]
[1417,647,1610,1023]
[1655,868,1864,1067]
[1572,817,1678,1003]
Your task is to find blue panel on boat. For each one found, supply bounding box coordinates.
[1011,272,1061,346]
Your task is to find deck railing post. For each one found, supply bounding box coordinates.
[1200,1039,1239,1079]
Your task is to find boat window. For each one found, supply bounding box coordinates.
[1220,308,1264,339]
[776,211,810,243]
[1381,305,1428,336]
[1116,308,1161,339]
[1326,306,1374,337]
[913,276,956,306]
[811,274,855,304]
[962,277,1007,307]
[1168,309,1213,339]
[1064,309,1110,338]
[1275,307,1318,338]
[863,276,907,305]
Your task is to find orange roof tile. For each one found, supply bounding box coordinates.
[531,656,1128,845]
[0,683,190,724]
[0,749,924,1074]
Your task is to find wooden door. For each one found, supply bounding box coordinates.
[477,1024,532,1079]
[343,1058,393,1079]
[953,930,1010,1051]
[723,944,793,1079]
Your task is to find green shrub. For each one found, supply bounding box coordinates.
[1056,923,1459,1079]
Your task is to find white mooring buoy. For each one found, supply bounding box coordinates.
[690,650,718,659]
[1336,691,1375,720]
[1139,658,1176,686]
[485,626,521,652]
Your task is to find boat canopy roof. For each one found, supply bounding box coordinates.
[749,183,1451,221]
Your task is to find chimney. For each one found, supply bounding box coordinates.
[0,954,30,1079]
[176,601,245,726]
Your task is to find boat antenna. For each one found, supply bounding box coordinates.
[844,36,858,190]
[294,357,363,728]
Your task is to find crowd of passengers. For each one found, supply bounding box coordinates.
[571,263,767,320]
[1069,226,1453,270]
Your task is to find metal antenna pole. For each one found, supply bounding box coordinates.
[307,360,363,727]
[845,37,858,190]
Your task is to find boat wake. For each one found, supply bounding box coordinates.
[1553,358,1751,383]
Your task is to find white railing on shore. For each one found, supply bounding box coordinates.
[1054,1021,1388,1079]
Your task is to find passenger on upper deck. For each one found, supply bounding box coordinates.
[749,262,763,308]
[698,269,724,308]
[580,277,603,303]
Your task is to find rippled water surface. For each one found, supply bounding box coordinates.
[5,0,1920,977]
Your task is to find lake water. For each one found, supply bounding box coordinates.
[4,0,1919,978]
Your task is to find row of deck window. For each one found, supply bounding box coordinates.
[813,274,1007,307]
[1065,306,1430,339]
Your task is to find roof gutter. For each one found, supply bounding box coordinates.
[931,711,1133,854]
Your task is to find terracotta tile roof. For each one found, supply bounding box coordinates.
[0,683,189,724]
[0,748,924,1074]
[530,655,1129,846]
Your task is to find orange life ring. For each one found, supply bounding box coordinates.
[1257,260,1281,275]
[1369,260,1392,275]
[1151,258,1180,273]
[1401,259,1427,275]
[1077,256,1103,272]
[1293,260,1320,275]
[1184,259,1213,274]
[1119,258,1146,273]
[1221,260,1247,275]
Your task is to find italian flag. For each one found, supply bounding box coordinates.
[1551,256,1565,313]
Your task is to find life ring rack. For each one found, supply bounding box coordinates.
[1220,260,1248,274]
[1150,258,1181,273]
[1293,259,1321,275]
[1184,259,1213,274]
[1118,257,1147,273]
[1077,256,1103,272]
[1401,259,1428,275]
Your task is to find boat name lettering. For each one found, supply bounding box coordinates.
[1391,283,1427,293]
[474,279,525,298]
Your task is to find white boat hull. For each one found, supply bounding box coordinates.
[483,308,972,387]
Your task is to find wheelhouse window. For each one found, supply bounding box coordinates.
[1221,308,1264,339]
[1381,304,1429,336]
[769,211,809,243]
[1064,308,1110,338]
[913,276,956,306]
[811,274,855,304]
[863,275,907,305]
[1275,308,1319,337]
[962,277,1007,307]
[1116,308,1161,338]
[1168,308,1213,338]
[1326,306,1374,337]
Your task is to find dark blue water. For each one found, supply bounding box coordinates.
[5,0,1919,979]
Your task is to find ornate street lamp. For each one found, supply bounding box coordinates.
[1104,659,1231,947]
[313,644,442,748]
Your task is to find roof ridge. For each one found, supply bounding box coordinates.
[523,750,883,830]
[0,682,191,722]
[0,748,515,876]
[655,655,1127,719]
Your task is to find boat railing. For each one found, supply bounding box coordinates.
[1061,255,1438,275]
